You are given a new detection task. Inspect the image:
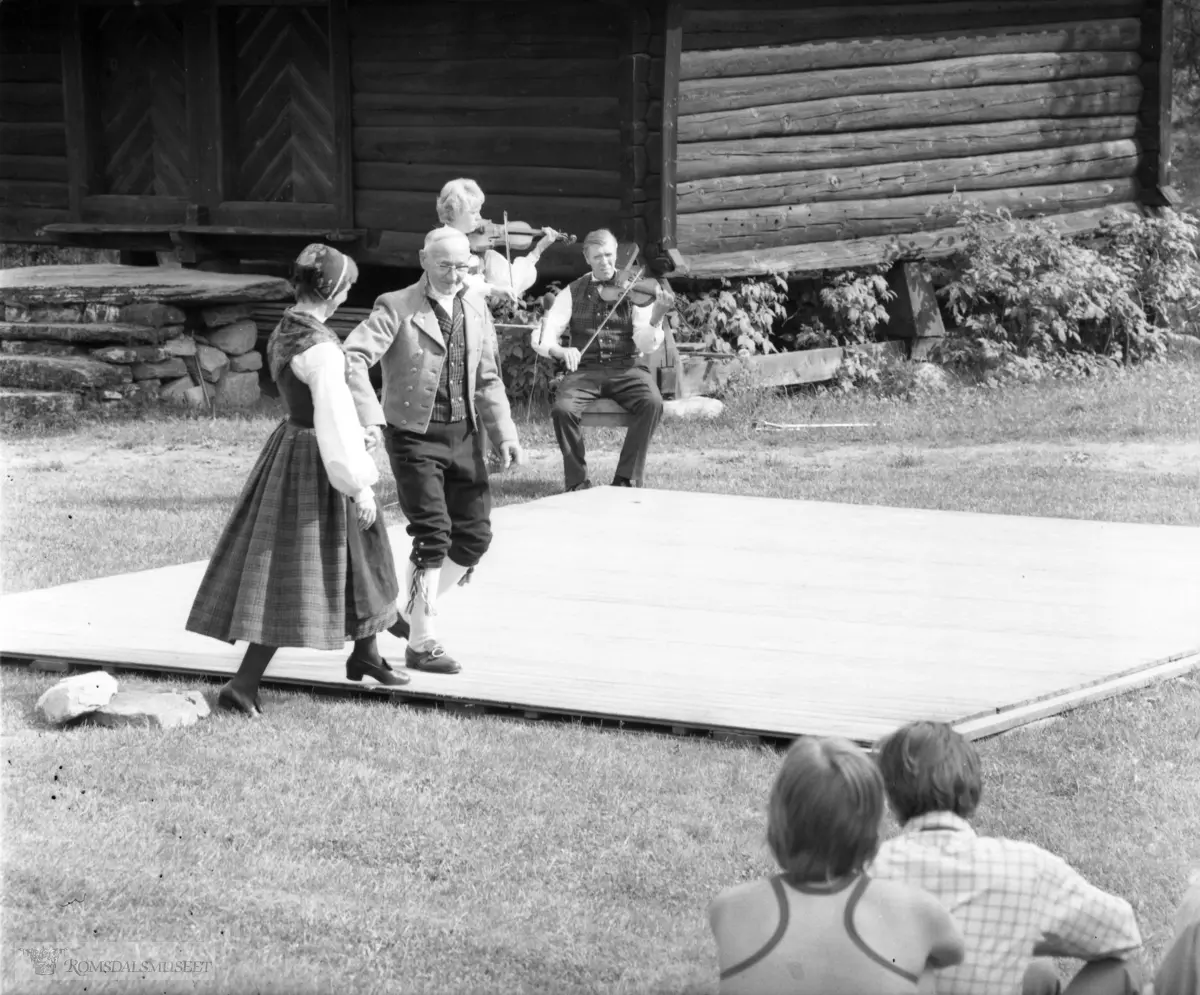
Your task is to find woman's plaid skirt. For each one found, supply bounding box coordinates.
[186,421,399,651]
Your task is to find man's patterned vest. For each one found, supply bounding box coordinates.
[566,274,642,370]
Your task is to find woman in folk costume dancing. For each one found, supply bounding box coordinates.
[436,177,565,301]
[186,244,408,717]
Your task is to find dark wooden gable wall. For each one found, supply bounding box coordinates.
[667,0,1162,276]
[349,0,627,274]
[0,2,70,240]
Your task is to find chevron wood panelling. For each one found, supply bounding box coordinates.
[227,6,335,204]
[91,6,189,198]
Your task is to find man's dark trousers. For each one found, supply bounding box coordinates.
[383,420,492,569]
[551,365,663,489]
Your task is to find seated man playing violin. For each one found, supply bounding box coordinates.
[533,229,673,491]
[436,177,570,302]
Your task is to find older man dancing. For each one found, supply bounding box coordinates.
[534,229,671,492]
[343,228,523,675]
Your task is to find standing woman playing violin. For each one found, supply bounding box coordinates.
[436,177,565,300]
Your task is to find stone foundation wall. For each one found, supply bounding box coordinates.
[0,299,265,409]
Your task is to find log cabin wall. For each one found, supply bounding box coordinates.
[0,2,69,241]
[674,0,1156,276]
[349,0,629,278]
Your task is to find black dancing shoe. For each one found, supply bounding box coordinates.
[387,615,410,640]
[217,682,263,718]
[346,652,411,686]
[405,643,462,675]
[565,480,593,493]
[611,475,634,487]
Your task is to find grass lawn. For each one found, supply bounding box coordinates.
[2,358,1199,994]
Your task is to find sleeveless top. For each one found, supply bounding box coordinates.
[719,874,921,994]
[566,274,641,371]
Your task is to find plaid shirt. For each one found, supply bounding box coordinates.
[428,292,468,424]
[869,813,1142,995]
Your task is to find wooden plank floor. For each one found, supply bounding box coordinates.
[2,487,1198,742]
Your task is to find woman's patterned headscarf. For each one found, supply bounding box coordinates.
[293,243,355,301]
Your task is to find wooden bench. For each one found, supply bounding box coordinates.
[580,398,635,428]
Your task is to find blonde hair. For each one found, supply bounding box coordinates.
[437,178,485,225]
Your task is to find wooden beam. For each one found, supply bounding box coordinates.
[660,0,682,253]
[58,0,90,220]
[329,0,354,229]
[675,203,1142,277]
[1158,0,1175,191]
[184,0,222,212]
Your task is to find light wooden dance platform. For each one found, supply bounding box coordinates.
[3,488,1198,743]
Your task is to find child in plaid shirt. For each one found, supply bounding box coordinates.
[870,721,1145,995]
[709,736,964,994]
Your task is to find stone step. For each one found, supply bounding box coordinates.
[0,321,178,345]
[1,340,88,357]
[0,263,291,306]
[0,387,82,424]
[0,354,131,391]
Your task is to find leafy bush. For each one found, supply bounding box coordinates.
[676,275,789,355]
[489,287,563,408]
[932,207,1200,381]
[819,268,896,345]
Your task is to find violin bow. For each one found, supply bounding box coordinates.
[578,263,647,358]
[502,211,539,432]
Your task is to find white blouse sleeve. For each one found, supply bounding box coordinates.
[533,284,574,356]
[290,341,379,501]
[631,302,665,355]
[482,249,538,297]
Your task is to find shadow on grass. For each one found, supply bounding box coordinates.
[490,475,564,503]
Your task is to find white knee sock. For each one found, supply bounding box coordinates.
[438,560,472,597]
[407,564,441,652]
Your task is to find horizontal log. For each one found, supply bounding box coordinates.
[676,203,1143,277]
[678,116,1138,180]
[679,76,1143,141]
[355,230,589,279]
[351,60,615,98]
[0,54,62,83]
[0,83,64,124]
[0,179,68,209]
[677,178,1140,253]
[351,34,620,62]
[355,163,622,200]
[681,51,1141,116]
[353,127,622,171]
[0,205,70,241]
[0,122,66,157]
[0,22,57,52]
[681,19,1142,79]
[353,191,622,235]
[0,154,68,183]
[353,94,618,130]
[682,1,1146,49]
[678,140,1140,212]
[349,6,623,41]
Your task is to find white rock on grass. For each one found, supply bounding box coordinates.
[663,396,724,419]
[36,671,119,724]
[90,689,211,730]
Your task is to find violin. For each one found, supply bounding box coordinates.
[468,219,577,253]
[597,261,675,310]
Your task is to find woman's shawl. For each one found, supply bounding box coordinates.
[266,308,341,382]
